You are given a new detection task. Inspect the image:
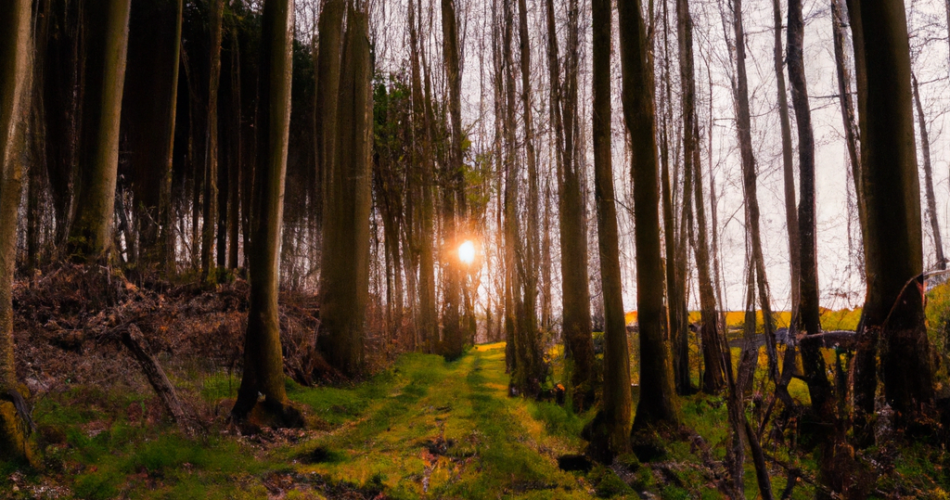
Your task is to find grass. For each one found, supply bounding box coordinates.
[7,329,950,499]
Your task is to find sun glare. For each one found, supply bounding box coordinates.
[459,240,475,265]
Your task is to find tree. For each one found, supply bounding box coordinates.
[587,0,632,461]
[441,0,465,360]
[122,0,183,268]
[202,0,225,276]
[232,0,302,424]
[678,0,725,395]
[852,0,935,421]
[771,0,800,323]
[788,0,833,417]
[512,0,544,395]
[730,0,777,386]
[618,0,679,430]
[315,0,344,232]
[318,5,374,377]
[407,0,438,353]
[912,74,945,270]
[67,0,132,262]
[548,0,596,409]
[0,0,36,465]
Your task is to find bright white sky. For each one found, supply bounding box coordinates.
[353,0,950,316]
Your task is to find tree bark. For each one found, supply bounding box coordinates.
[550,0,595,409]
[408,0,438,354]
[513,0,544,394]
[232,0,300,425]
[731,0,778,386]
[588,0,633,461]
[0,0,35,464]
[202,0,224,276]
[122,0,182,268]
[318,6,374,378]
[441,0,465,360]
[831,0,867,263]
[315,0,344,235]
[68,0,132,262]
[788,0,833,418]
[853,0,935,420]
[771,0,801,326]
[679,0,725,395]
[912,74,945,270]
[618,0,680,430]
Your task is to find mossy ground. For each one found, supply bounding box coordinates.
[3,342,949,499]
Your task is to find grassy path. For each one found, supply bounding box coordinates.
[291,342,593,499]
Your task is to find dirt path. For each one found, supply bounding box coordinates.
[293,343,594,499]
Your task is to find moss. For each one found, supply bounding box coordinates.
[0,400,36,467]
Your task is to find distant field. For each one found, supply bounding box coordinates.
[623,307,862,331]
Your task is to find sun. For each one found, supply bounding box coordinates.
[458,240,475,265]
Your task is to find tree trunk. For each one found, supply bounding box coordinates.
[660,0,690,395]
[68,0,132,262]
[731,0,778,385]
[679,0,725,395]
[441,0,465,361]
[315,0,344,233]
[408,0,437,354]
[0,0,36,465]
[123,0,182,267]
[912,74,945,270]
[831,0,867,263]
[318,6,374,378]
[588,0,633,461]
[549,0,595,409]
[227,28,241,270]
[771,0,801,323]
[618,0,680,430]
[788,0,833,417]
[853,0,935,420]
[202,0,224,277]
[232,0,300,425]
[513,0,544,394]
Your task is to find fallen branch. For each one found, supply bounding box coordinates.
[120,324,200,436]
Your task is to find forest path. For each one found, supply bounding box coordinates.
[292,342,594,499]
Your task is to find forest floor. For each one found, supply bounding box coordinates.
[2,267,949,499]
[3,340,950,499]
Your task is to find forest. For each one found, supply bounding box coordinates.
[2,0,950,497]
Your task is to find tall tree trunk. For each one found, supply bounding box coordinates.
[771,0,801,323]
[514,0,544,394]
[68,0,132,262]
[440,0,465,360]
[0,0,36,464]
[318,6,374,377]
[618,0,680,430]
[232,0,300,424]
[550,0,595,409]
[731,0,778,385]
[503,0,525,380]
[123,0,182,267]
[831,0,867,262]
[679,0,725,395]
[912,75,945,270]
[315,0,344,234]
[588,0,633,461]
[408,0,437,354]
[853,0,935,420]
[44,0,82,247]
[202,0,224,276]
[227,28,241,270]
[788,0,833,416]
[660,0,690,395]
